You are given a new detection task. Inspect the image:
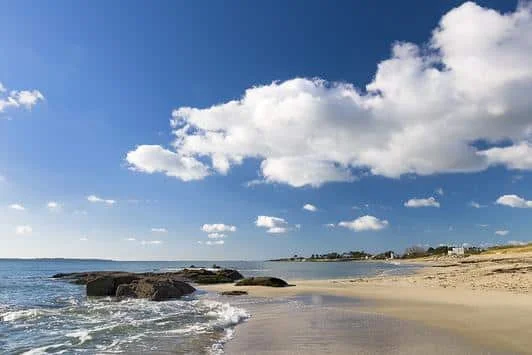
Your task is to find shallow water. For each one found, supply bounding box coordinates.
[0,259,415,354]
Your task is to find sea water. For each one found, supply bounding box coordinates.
[0,259,414,354]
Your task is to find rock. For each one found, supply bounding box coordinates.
[220,290,248,296]
[216,269,244,281]
[53,268,243,285]
[120,278,196,301]
[52,268,243,301]
[235,277,289,287]
[194,275,234,284]
[86,275,195,300]
[86,274,140,296]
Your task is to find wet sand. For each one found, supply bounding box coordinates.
[201,250,532,354]
[220,295,510,355]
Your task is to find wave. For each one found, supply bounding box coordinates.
[5,297,249,354]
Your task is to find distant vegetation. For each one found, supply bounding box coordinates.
[270,242,530,262]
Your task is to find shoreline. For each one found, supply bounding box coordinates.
[202,252,532,354]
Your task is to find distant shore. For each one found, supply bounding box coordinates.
[202,250,532,354]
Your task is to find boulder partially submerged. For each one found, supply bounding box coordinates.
[220,290,248,296]
[235,277,289,287]
[53,268,244,301]
[115,278,196,301]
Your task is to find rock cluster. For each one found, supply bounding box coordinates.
[53,268,244,301]
[235,277,289,287]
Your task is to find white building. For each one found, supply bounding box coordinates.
[448,247,464,256]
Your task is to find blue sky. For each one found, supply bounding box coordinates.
[1,0,531,260]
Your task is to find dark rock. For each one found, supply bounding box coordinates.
[235,277,289,287]
[121,278,196,301]
[86,274,140,296]
[115,284,137,298]
[220,290,248,296]
[216,269,244,281]
[52,268,243,301]
[53,268,243,285]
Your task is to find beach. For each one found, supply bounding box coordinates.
[202,250,532,354]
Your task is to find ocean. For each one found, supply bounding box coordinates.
[0,259,415,354]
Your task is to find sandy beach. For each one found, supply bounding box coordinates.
[202,249,532,354]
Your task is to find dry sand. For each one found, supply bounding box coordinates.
[201,250,532,354]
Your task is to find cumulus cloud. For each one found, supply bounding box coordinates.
[9,204,25,211]
[495,230,510,236]
[0,83,44,114]
[495,194,532,208]
[208,233,226,239]
[87,195,116,205]
[47,201,60,210]
[126,145,209,181]
[127,3,532,187]
[255,216,289,234]
[479,142,532,170]
[201,224,237,233]
[324,223,336,228]
[151,228,167,233]
[303,203,318,212]
[469,201,486,208]
[338,215,389,231]
[206,240,225,245]
[404,197,440,208]
[15,225,32,235]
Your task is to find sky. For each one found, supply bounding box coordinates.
[1,0,532,260]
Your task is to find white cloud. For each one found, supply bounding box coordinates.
[79,237,88,241]
[495,194,532,208]
[469,201,486,208]
[47,201,60,210]
[508,240,528,246]
[480,142,532,170]
[201,224,237,233]
[404,197,440,208]
[126,145,209,181]
[0,83,44,113]
[324,223,336,228]
[128,3,532,187]
[206,240,225,245]
[141,240,162,245]
[9,204,25,211]
[338,215,389,231]
[476,224,489,228]
[125,238,136,241]
[151,228,167,233]
[207,233,226,239]
[495,230,510,236]
[255,215,289,234]
[435,188,444,196]
[15,225,32,235]
[87,195,116,205]
[302,203,318,212]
